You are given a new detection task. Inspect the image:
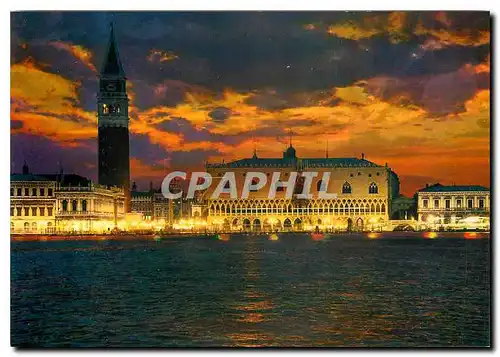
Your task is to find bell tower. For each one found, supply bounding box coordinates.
[97,23,130,211]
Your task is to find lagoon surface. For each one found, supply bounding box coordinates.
[11,233,490,347]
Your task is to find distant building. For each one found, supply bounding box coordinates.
[130,182,176,224]
[390,195,417,220]
[417,183,490,228]
[10,164,125,234]
[130,182,154,220]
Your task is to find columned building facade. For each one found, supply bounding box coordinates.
[10,166,125,235]
[203,146,399,232]
[417,184,490,229]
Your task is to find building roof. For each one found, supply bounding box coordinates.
[38,174,91,187]
[101,23,125,77]
[208,156,381,169]
[131,191,153,198]
[418,183,490,193]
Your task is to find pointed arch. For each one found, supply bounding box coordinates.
[342,182,352,194]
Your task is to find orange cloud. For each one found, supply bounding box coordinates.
[147,49,179,63]
[319,12,489,48]
[11,58,96,144]
[50,41,97,72]
[326,12,409,44]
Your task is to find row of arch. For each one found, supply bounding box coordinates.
[216,217,385,232]
[12,221,54,232]
[209,199,387,216]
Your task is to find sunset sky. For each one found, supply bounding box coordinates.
[10,11,490,196]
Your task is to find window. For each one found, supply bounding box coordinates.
[24,222,29,232]
[445,200,450,209]
[467,199,473,209]
[62,200,68,211]
[17,188,21,196]
[369,182,378,194]
[109,104,121,114]
[48,188,53,196]
[72,200,78,211]
[102,103,109,114]
[317,180,324,192]
[16,207,21,216]
[456,199,462,208]
[47,207,53,216]
[32,188,37,196]
[40,207,45,216]
[423,199,428,208]
[250,178,259,192]
[31,222,37,232]
[10,188,13,196]
[82,200,87,212]
[24,188,29,196]
[24,207,29,216]
[40,188,45,196]
[434,200,439,209]
[31,207,37,216]
[342,182,352,194]
[479,199,485,209]
[10,207,13,216]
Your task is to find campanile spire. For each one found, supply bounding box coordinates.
[101,23,126,78]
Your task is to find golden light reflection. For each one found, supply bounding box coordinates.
[367,232,381,239]
[423,231,438,239]
[226,238,276,346]
[269,233,279,241]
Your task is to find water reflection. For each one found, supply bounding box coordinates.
[226,236,276,347]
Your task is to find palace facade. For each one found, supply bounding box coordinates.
[203,145,400,232]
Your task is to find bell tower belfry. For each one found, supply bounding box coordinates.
[97,23,130,212]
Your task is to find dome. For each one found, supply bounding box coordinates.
[283,144,297,159]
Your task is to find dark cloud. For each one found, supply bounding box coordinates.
[208,107,231,123]
[11,133,97,180]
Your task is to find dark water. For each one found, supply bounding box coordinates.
[11,234,490,347]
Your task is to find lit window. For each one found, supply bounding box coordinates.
[456,199,462,208]
[479,199,485,209]
[102,104,109,114]
[342,182,352,194]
